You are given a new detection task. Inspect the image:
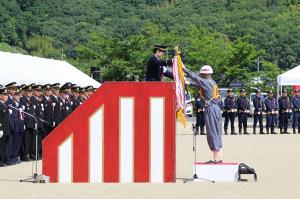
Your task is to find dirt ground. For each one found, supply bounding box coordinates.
[1,121,300,199]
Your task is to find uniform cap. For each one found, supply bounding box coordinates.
[256,89,261,93]
[227,88,234,93]
[23,85,33,92]
[85,86,93,91]
[71,86,80,92]
[0,88,9,95]
[268,90,273,94]
[240,88,246,93]
[62,82,72,89]
[42,84,51,90]
[5,82,17,88]
[153,45,168,52]
[51,83,60,89]
[33,85,42,90]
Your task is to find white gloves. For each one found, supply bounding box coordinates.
[0,130,3,138]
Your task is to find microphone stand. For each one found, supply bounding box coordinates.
[182,86,215,183]
[8,105,49,183]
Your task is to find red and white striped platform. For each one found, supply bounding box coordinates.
[194,162,239,182]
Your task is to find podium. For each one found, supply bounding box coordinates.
[43,82,176,183]
[194,162,239,182]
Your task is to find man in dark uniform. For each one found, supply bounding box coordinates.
[253,89,265,134]
[41,84,53,137]
[58,86,72,121]
[85,86,94,98]
[237,88,250,135]
[5,82,17,105]
[146,45,173,81]
[278,90,291,134]
[224,88,237,135]
[265,90,278,134]
[78,87,87,104]
[291,89,300,134]
[19,85,35,161]
[7,88,25,164]
[69,86,80,112]
[0,88,11,167]
[30,85,44,159]
[194,94,206,135]
[50,83,62,127]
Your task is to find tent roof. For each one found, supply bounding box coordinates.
[277,65,300,86]
[0,51,101,87]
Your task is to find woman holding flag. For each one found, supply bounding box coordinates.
[182,65,223,163]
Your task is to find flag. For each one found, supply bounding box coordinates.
[172,47,186,127]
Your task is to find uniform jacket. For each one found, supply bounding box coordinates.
[0,101,11,135]
[146,55,173,81]
[20,96,35,129]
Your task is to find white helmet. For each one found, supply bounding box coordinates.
[199,65,213,74]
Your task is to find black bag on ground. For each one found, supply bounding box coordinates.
[238,163,257,182]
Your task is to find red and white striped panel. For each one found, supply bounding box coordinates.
[43,82,176,183]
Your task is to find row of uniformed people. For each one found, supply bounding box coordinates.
[0,82,96,167]
[194,88,300,135]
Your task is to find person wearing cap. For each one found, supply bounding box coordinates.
[223,88,237,135]
[59,86,72,121]
[253,89,265,134]
[50,83,62,128]
[237,89,250,135]
[78,88,87,103]
[0,88,11,167]
[70,86,81,111]
[7,88,25,164]
[146,45,173,81]
[41,84,54,137]
[194,94,206,135]
[183,65,223,163]
[19,85,35,161]
[85,86,93,98]
[291,89,300,134]
[278,90,291,134]
[30,85,44,159]
[5,82,17,105]
[265,90,278,134]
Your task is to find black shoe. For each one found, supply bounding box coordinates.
[21,156,30,162]
[271,131,277,134]
[205,160,216,164]
[215,160,223,164]
[260,132,265,134]
[284,131,290,134]
[231,132,237,135]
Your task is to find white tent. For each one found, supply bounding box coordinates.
[276,65,300,96]
[0,51,101,87]
[277,65,300,86]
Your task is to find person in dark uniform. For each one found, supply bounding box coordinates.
[265,90,278,134]
[7,88,25,164]
[19,85,35,161]
[146,45,173,81]
[69,86,80,112]
[59,86,72,121]
[237,88,250,135]
[30,85,44,159]
[194,94,206,135]
[223,88,237,135]
[41,84,53,137]
[85,86,94,98]
[278,89,291,134]
[253,89,265,134]
[5,82,17,105]
[50,83,62,127]
[291,89,300,134]
[78,87,87,104]
[0,88,11,167]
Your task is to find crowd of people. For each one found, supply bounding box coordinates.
[0,82,97,167]
[194,88,300,135]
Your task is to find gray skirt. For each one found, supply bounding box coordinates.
[204,103,223,151]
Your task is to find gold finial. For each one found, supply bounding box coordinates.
[174,46,180,55]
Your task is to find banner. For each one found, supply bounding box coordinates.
[172,47,186,127]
